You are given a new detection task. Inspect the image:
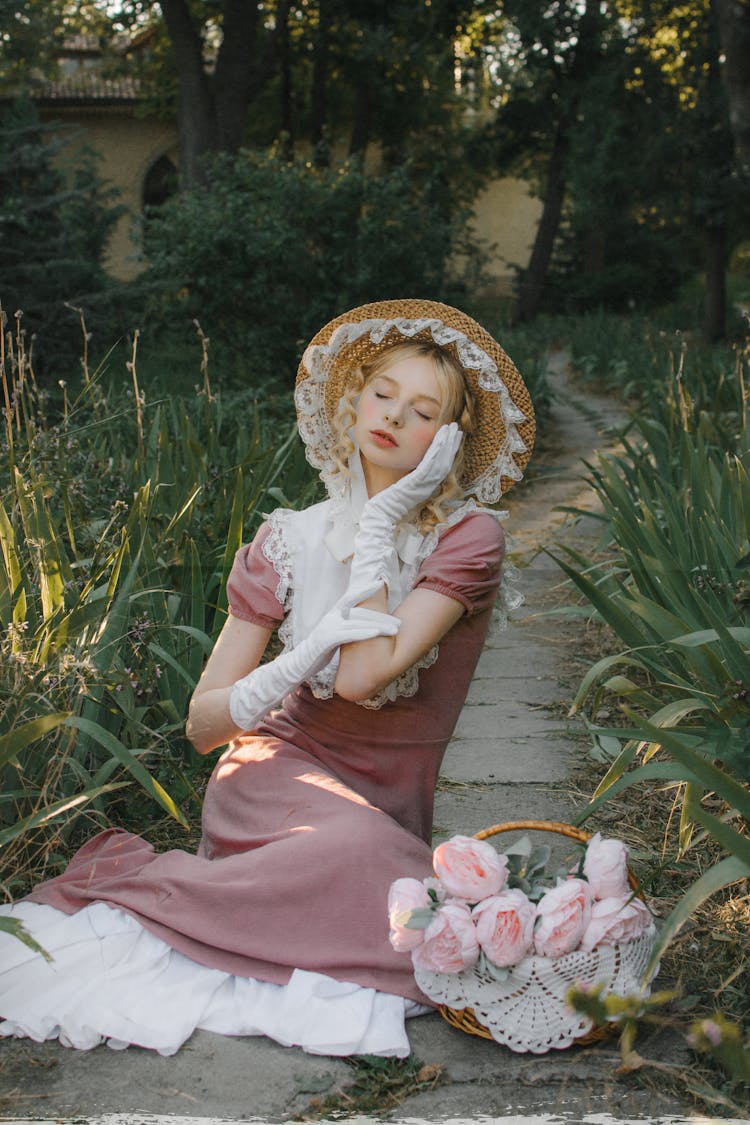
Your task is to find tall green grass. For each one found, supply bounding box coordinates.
[0,312,318,894]
[558,339,750,966]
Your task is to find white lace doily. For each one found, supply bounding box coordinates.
[414,926,658,1054]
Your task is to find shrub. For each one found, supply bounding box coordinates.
[137,150,489,387]
[0,97,123,376]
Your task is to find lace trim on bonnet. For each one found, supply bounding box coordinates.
[269,313,526,708]
[295,316,529,505]
[260,503,522,710]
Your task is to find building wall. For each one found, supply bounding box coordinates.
[470,177,543,296]
[41,107,178,281]
[41,107,540,292]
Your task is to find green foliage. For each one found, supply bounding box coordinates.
[566,308,743,403]
[464,301,554,422]
[559,340,749,963]
[137,150,489,386]
[0,96,124,374]
[0,314,317,894]
[567,983,750,1108]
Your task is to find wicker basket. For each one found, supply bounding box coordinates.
[414,820,657,1054]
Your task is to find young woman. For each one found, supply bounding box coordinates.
[0,298,534,1058]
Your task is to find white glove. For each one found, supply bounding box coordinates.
[344,423,464,606]
[229,604,401,730]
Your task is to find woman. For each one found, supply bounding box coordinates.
[0,298,534,1058]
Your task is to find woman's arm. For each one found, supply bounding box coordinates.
[334,585,463,702]
[186,615,273,755]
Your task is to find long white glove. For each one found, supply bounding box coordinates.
[229,604,401,730]
[345,422,464,607]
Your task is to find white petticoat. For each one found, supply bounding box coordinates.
[0,902,425,1058]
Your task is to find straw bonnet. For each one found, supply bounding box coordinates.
[294,298,535,503]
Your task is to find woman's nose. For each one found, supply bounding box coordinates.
[384,403,404,427]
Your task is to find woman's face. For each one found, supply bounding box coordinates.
[354,352,445,494]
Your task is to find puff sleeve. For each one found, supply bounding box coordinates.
[226,523,286,630]
[413,512,504,616]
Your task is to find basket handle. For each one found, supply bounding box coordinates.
[475,819,640,893]
[475,820,592,846]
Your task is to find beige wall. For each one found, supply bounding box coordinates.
[470,177,543,296]
[42,107,178,281]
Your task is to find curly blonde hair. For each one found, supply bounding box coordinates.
[328,341,477,532]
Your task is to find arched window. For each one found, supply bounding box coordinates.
[142,154,177,208]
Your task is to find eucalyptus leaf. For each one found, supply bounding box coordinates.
[477,951,511,981]
[501,835,533,859]
[396,907,435,931]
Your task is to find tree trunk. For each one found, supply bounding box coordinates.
[349,81,373,157]
[277,0,294,160]
[514,125,567,323]
[703,224,727,340]
[311,0,331,167]
[213,0,261,152]
[713,0,750,174]
[582,225,606,276]
[159,0,217,187]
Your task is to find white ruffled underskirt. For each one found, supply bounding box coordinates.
[0,902,427,1058]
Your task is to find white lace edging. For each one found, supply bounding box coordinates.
[261,509,294,609]
[258,501,521,709]
[295,316,530,502]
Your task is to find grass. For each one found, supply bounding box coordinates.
[298,1055,443,1120]
[0,310,320,898]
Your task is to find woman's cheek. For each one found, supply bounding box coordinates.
[414,422,440,456]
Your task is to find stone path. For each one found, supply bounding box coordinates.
[0,357,720,1124]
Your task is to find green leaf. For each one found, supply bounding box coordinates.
[62,716,189,827]
[671,627,750,648]
[0,712,72,770]
[629,717,750,820]
[0,916,52,962]
[0,783,128,848]
[647,856,750,972]
[396,907,434,930]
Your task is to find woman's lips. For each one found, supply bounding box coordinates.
[370,429,398,448]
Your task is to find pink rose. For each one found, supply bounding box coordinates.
[387,877,431,952]
[579,895,652,952]
[432,835,508,902]
[534,878,592,958]
[472,888,536,968]
[583,833,631,900]
[411,903,479,974]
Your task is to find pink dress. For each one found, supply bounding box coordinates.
[11,510,503,1039]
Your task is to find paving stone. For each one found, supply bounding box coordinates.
[441,733,574,783]
[432,783,576,840]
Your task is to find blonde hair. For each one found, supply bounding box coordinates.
[329,341,477,532]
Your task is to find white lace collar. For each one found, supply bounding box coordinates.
[260,483,515,710]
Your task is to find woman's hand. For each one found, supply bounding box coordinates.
[186,616,272,754]
[335,585,464,702]
[344,423,463,608]
[363,422,463,524]
[228,603,400,731]
[187,605,400,750]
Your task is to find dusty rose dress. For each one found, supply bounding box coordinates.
[3,509,503,1053]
